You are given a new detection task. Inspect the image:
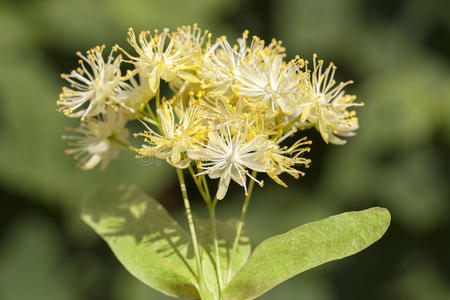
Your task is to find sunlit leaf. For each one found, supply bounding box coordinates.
[81,185,199,298]
[224,207,390,300]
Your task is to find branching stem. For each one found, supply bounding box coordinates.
[208,197,223,297]
[176,168,203,283]
[187,165,209,204]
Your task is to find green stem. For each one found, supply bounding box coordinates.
[208,198,223,297]
[201,175,212,203]
[283,112,303,132]
[187,167,221,297]
[176,168,203,283]
[226,171,257,283]
[153,85,164,133]
[108,98,158,127]
[145,101,157,120]
[156,84,161,112]
[138,112,160,127]
[283,114,316,133]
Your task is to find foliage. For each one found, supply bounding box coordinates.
[82,186,389,299]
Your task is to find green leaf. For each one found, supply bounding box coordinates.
[196,218,251,295]
[224,207,391,300]
[81,185,199,298]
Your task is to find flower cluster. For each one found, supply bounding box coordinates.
[58,24,362,199]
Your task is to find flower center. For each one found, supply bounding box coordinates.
[226,147,238,164]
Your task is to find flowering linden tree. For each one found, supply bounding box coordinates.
[58,24,390,300]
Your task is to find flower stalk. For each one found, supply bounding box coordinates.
[176,168,204,283]
[226,170,257,283]
[208,197,224,297]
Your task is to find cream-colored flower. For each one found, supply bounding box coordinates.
[58,45,122,120]
[295,54,362,144]
[124,27,201,94]
[233,53,306,115]
[168,24,212,96]
[173,23,211,58]
[198,35,244,97]
[187,123,267,200]
[314,94,361,144]
[198,93,255,132]
[137,99,205,168]
[198,31,256,96]
[63,106,129,170]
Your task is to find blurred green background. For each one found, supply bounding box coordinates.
[0,0,449,299]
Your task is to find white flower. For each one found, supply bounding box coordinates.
[137,99,206,168]
[198,36,244,96]
[295,54,362,144]
[187,123,267,200]
[63,107,129,170]
[315,94,361,144]
[167,24,212,96]
[173,23,211,57]
[199,31,266,96]
[233,54,306,115]
[124,27,201,93]
[198,93,253,131]
[58,45,122,120]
